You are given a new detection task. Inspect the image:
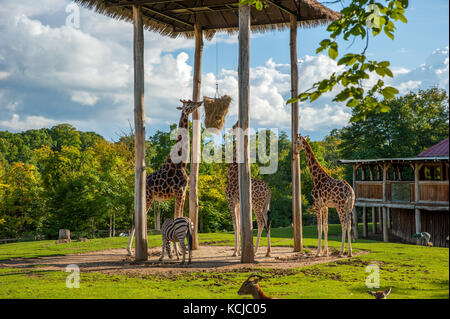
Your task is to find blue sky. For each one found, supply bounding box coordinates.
[0,0,448,141]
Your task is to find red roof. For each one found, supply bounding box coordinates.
[417,138,449,157]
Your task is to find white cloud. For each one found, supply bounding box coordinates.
[0,71,11,80]
[71,90,99,106]
[0,114,58,131]
[391,46,449,92]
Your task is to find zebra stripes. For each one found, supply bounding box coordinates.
[159,217,193,264]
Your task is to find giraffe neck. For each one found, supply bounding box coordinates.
[163,112,189,170]
[228,144,238,182]
[302,139,330,185]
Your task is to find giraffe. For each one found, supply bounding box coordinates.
[127,99,202,255]
[294,134,355,257]
[226,121,272,257]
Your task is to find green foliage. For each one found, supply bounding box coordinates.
[326,87,449,181]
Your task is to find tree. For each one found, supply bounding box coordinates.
[338,88,449,160]
[0,163,43,238]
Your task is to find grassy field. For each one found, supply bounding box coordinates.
[0,224,448,299]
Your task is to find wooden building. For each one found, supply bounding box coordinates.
[339,138,449,247]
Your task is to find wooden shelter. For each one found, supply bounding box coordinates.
[339,138,449,247]
[76,0,340,262]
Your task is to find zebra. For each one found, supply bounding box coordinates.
[159,217,193,264]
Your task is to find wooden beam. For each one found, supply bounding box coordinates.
[189,24,203,251]
[290,14,302,252]
[355,201,449,211]
[105,0,182,8]
[132,5,147,261]
[238,4,254,263]
[266,0,297,16]
[141,6,194,27]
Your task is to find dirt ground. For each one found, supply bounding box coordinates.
[1,244,367,277]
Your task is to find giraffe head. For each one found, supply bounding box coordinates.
[177,99,202,114]
[293,134,309,153]
[368,287,392,299]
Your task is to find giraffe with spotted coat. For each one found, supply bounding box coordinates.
[127,100,202,255]
[226,121,272,257]
[294,134,355,257]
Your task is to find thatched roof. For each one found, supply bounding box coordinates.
[75,0,340,39]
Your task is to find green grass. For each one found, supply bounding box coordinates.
[0,224,448,299]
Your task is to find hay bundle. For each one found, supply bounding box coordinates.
[203,95,232,130]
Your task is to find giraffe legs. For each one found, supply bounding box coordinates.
[254,221,264,256]
[233,203,241,257]
[339,225,346,257]
[173,189,187,255]
[347,221,353,257]
[322,207,329,257]
[315,205,323,257]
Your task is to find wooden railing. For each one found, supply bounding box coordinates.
[356,180,449,205]
[356,181,382,200]
[418,181,449,203]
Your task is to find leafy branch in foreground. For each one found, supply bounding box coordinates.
[241,0,408,121]
[289,0,408,121]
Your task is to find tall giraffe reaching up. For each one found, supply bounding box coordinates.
[226,121,272,257]
[127,100,202,255]
[294,134,355,257]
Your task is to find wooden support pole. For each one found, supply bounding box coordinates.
[415,208,421,244]
[380,163,389,235]
[132,5,147,261]
[189,23,203,250]
[414,162,423,245]
[290,14,302,252]
[352,165,358,239]
[372,207,377,234]
[362,207,368,238]
[238,4,253,263]
[382,207,389,242]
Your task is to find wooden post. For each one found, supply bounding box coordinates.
[352,165,358,239]
[414,162,423,245]
[382,207,389,242]
[372,207,377,234]
[290,14,302,252]
[362,207,368,237]
[386,207,390,230]
[189,23,203,250]
[133,5,147,261]
[238,4,253,263]
[414,162,423,203]
[381,163,388,235]
[369,165,375,235]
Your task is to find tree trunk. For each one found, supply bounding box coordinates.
[58,229,71,241]
[133,5,147,261]
[238,4,254,263]
[189,23,203,250]
[290,14,303,252]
